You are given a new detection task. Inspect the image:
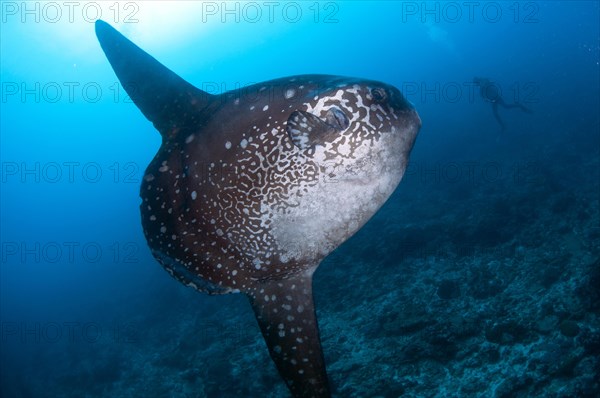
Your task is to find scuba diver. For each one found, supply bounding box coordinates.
[474,77,533,132]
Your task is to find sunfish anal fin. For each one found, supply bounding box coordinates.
[248,272,331,398]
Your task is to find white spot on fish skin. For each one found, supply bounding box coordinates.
[185,134,195,144]
[285,88,296,99]
[274,345,282,353]
[149,215,156,221]
[159,165,169,172]
[263,105,269,111]
[225,141,232,149]
[171,234,177,240]
[160,226,167,233]
[232,270,238,276]
[191,191,197,200]
[240,139,248,149]
[216,228,224,236]
[217,263,222,268]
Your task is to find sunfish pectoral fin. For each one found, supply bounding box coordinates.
[248,272,331,398]
[94,20,214,137]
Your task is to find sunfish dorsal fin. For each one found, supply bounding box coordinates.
[94,20,214,138]
[248,272,330,397]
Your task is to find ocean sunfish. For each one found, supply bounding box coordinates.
[95,20,421,398]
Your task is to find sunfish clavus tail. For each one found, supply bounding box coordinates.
[95,20,420,398]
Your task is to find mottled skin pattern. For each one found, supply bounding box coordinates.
[96,20,420,398]
[142,77,419,292]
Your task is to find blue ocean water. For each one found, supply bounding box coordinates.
[1,1,599,397]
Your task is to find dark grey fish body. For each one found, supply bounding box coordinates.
[96,20,420,398]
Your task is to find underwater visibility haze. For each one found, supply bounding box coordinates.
[1,1,599,397]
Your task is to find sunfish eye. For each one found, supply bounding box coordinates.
[325,107,350,131]
[371,87,387,102]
